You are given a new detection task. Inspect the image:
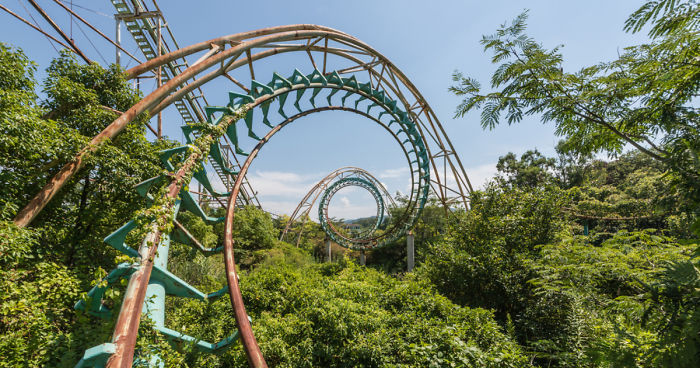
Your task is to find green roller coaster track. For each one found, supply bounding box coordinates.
[318,177,387,248]
[75,68,430,367]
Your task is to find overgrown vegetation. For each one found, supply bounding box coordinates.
[1,0,699,367]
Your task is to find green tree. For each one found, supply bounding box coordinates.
[0,45,171,366]
[524,230,696,367]
[418,184,568,318]
[232,259,531,368]
[450,0,700,205]
[231,205,278,251]
[369,196,448,273]
[496,149,556,188]
[553,140,593,189]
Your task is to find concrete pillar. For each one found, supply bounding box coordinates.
[325,238,332,262]
[407,231,415,272]
[359,249,366,266]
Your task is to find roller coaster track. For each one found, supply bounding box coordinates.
[12,25,474,368]
[280,167,397,248]
[318,177,389,248]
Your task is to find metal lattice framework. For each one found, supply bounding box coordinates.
[12,25,475,368]
[207,67,434,251]
[280,167,397,247]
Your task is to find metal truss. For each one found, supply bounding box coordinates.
[109,0,259,206]
[11,25,475,368]
[14,24,473,228]
[280,167,396,247]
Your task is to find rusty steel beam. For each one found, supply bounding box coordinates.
[0,3,72,50]
[225,104,419,366]
[15,23,472,244]
[106,228,161,368]
[12,29,344,227]
[11,23,479,368]
[280,166,397,247]
[219,94,430,362]
[125,25,343,78]
[26,0,92,64]
[51,0,143,64]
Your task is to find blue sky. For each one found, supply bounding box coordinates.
[1,1,648,219]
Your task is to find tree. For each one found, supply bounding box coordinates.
[369,196,448,273]
[232,260,530,367]
[450,0,700,205]
[231,205,278,251]
[418,184,568,317]
[496,149,556,188]
[0,45,170,366]
[553,140,593,189]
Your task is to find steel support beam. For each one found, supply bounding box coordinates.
[115,18,121,66]
[27,0,91,63]
[407,231,414,272]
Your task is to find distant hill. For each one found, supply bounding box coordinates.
[343,216,378,226]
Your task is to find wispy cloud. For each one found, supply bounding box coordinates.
[246,170,318,198]
[195,162,499,219]
[378,167,409,179]
[466,163,498,189]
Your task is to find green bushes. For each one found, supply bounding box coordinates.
[233,259,529,367]
[0,219,82,367]
[0,45,168,367]
[232,205,279,252]
[522,231,696,367]
[156,245,529,367]
[418,189,699,367]
[418,184,567,314]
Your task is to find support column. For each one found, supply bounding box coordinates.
[407,231,414,272]
[142,235,169,368]
[156,16,163,139]
[325,238,331,262]
[359,249,366,266]
[115,18,121,66]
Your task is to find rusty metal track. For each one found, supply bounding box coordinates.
[14,24,472,228]
[13,25,475,367]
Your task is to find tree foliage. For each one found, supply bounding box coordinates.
[0,44,169,366]
[451,0,700,204]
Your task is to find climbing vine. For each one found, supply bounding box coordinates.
[130,106,250,251]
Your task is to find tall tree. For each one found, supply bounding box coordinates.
[496,149,556,188]
[450,0,700,205]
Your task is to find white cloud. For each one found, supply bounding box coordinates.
[246,170,318,197]
[465,163,498,189]
[257,200,307,218]
[328,204,379,220]
[194,163,499,219]
[378,167,409,179]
